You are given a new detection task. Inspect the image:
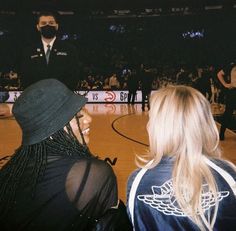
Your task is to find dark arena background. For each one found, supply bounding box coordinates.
[0,0,236,201]
[0,0,235,73]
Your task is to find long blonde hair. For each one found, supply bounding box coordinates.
[137,85,222,230]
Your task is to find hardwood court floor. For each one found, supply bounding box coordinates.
[0,103,236,202]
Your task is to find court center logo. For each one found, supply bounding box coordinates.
[104,91,116,102]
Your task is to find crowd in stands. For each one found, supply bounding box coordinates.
[0,64,225,106]
[1,12,235,106]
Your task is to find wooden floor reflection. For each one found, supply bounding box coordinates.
[0,103,236,202]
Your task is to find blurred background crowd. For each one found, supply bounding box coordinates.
[0,5,235,107]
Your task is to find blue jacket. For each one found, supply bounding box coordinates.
[127,157,236,231]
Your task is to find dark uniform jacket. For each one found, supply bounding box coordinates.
[19,38,80,90]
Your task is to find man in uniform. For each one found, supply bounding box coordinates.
[217,60,236,140]
[19,11,80,90]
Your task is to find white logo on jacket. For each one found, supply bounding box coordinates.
[137,179,229,216]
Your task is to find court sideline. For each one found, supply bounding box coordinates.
[0,103,236,201]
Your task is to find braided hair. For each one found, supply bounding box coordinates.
[0,115,92,217]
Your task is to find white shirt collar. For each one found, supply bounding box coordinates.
[42,37,56,54]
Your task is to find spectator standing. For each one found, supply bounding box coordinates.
[127,69,139,105]
[217,60,236,140]
[140,64,154,111]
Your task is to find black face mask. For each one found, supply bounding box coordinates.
[40,25,57,39]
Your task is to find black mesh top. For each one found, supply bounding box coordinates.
[1,154,118,231]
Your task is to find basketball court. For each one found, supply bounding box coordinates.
[0,103,236,202]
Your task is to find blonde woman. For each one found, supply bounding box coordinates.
[127,85,236,231]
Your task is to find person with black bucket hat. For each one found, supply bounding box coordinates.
[0,79,132,231]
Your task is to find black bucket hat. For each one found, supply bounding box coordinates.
[13,79,87,145]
